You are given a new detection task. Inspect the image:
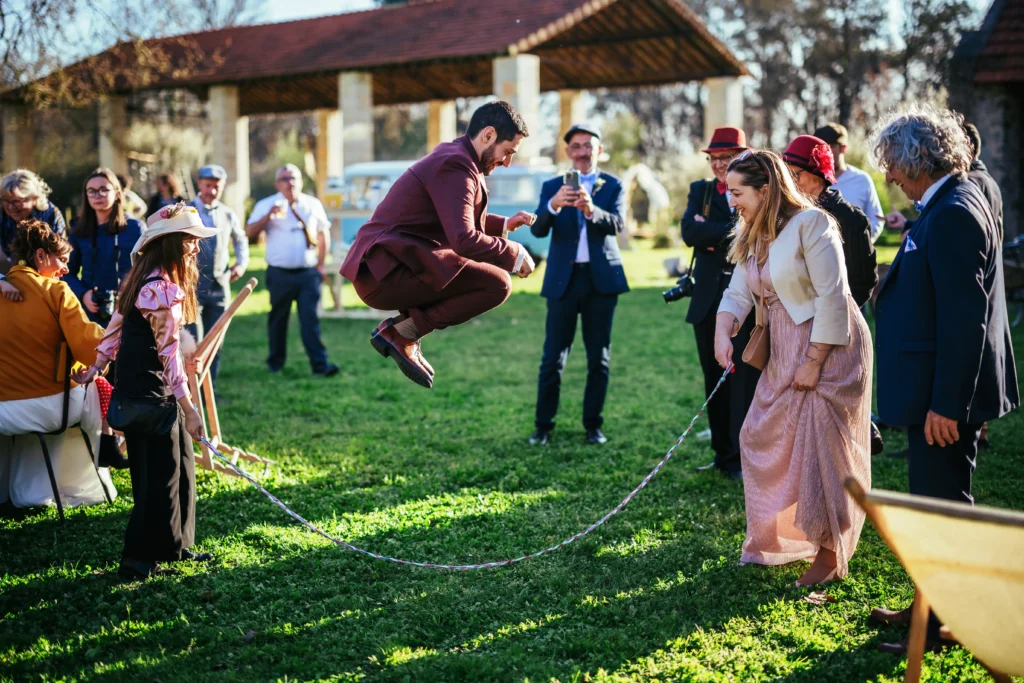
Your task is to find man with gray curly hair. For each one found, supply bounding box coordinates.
[869,105,1019,653]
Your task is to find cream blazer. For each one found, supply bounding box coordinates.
[718,207,851,345]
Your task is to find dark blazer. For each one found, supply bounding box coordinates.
[65,218,145,302]
[875,174,1019,427]
[818,188,877,307]
[681,179,736,324]
[340,136,518,290]
[530,172,629,300]
[969,159,1003,240]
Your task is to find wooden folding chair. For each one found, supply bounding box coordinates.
[188,277,273,477]
[846,479,1024,683]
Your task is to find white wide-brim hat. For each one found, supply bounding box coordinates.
[131,202,218,264]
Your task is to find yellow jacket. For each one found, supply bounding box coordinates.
[0,266,105,402]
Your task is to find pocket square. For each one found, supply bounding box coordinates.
[904,236,918,252]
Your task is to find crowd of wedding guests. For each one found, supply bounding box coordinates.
[0,105,1017,658]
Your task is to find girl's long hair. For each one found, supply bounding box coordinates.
[75,167,127,239]
[116,232,198,323]
[726,150,816,265]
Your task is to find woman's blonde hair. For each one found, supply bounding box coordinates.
[726,149,817,265]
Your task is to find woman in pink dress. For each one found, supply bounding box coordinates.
[713,150,872,587]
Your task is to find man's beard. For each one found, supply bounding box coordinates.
[480,143,498,176]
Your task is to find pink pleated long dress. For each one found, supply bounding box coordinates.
[738,257,872,578]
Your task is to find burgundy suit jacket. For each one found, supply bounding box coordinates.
[340,136,519,290]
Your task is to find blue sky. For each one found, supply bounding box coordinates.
[263,0,990,24]
[265,0,376,22]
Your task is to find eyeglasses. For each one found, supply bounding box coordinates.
[1,196,34,207]
[569,143,595,152]
[86,187,114,198]
[707,154,736,165]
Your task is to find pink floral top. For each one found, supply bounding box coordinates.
[95,270,190,401]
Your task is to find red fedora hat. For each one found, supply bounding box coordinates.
[701,127,748,154]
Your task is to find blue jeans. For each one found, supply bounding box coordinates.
[184,292,227,390]
[265,266,329,373]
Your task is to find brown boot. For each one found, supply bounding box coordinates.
[370,322,433,388]
[373,319,434,377]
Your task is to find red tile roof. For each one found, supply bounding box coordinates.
[975,0,1024,82]
[8,0,745,110]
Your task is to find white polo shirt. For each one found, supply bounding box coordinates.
[249,192,330,269]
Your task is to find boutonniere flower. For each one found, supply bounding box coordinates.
[593,177,607,195]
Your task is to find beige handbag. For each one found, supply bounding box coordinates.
[741,273,771,371]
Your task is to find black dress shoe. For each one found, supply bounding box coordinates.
[586,428,607,445]
[179,549,215,563]
[314,363,340,378]
[118,558,179,580]
[878,638,947,656]
[528,428,550,446]
[870,421,884,456]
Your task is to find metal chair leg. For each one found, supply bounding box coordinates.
[34,433,65,522]
[80,430,113,504]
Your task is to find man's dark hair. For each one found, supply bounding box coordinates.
[963,122,982,160]
[467,101,529,142]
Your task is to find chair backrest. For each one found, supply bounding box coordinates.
[847,479,1024,676]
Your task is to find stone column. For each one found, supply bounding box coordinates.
[2,104,36,170]
[98,96,129,175]
[492,55,541,164]
[427,100,457,151]
[209,85,250,218]
[556,90,586,164]
[703,77,744,143]
[315,109,342,199]
[339,72,374,168]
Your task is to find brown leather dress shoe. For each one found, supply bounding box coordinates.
[373,320,434,377]
[370,324,433,388]
[869,605,913,626]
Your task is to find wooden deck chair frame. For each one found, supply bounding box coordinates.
[188,277,272,477]
[846,479,1021,683]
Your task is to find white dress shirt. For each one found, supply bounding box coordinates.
[832,164,885,243]
[248,192,330,269]
[918,174,953,209]
[547,170,599,263]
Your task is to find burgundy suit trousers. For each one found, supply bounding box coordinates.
[353,260,512,335]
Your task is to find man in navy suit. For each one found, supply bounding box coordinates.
[528,124,629,445]
[870,107,1019,654]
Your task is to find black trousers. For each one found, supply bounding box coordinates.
[907,420,982,638]
[535,264,618,431]
[122,407,196,562]
[692,312,759,474]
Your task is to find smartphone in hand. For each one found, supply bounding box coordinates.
[563,170,580,190]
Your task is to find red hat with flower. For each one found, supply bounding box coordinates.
[782,135,836,184]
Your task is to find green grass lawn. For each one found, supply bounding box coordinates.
[3,240,1021,682]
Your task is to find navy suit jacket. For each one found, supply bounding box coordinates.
[530,172,629,300]
[681,179,736,325]
[875,174,1019,427]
